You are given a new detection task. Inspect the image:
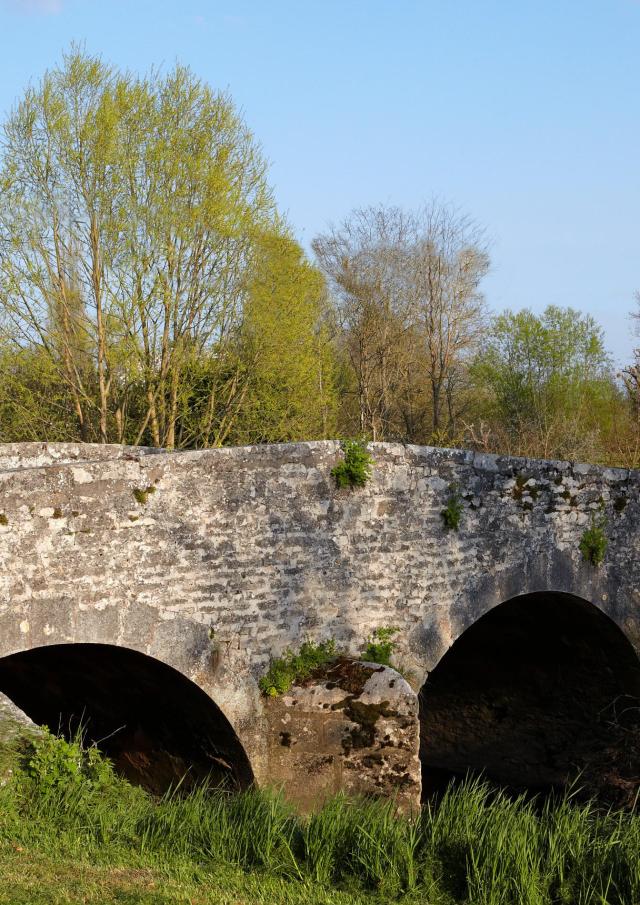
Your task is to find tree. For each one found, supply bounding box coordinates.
[313,205,414,440]
[233,230,337,443]
[0,48,278,447]
[313,202,489,442]
[472,306,617,460]
[407,204,489,436]
[611,292,640,468]
[621,292,640,413]
[170,229,338,447]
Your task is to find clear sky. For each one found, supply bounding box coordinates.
[1,0,639,365]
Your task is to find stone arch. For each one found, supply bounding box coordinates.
[0,643,254,794]
[413,545,640,686]
[418,591,640,806]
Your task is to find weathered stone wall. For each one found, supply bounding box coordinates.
[0,440,639,801]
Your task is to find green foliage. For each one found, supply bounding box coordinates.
[331,439,373,489]
[1,51,639,469]
[0,47,338,451]
[441,485,463,530]
[472,305,619,461]
[229,230,338,445]
[258,639,337,697]
[361,626,399,667]
[0,346,83,443]
[580,514,608,566]
[24,729,116,794]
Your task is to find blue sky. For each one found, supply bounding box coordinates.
[1,0,639,364]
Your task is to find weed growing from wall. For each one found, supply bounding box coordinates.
[259,639,337,696]
[331,439,373,489]
[580,514,608,566]
[362,626,399,667]
[441,485,463,531]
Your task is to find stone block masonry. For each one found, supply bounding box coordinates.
[0,440,638,808]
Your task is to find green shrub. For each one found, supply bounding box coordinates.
[24,728,116,793]
[331,439,373,489]
[579,514,607,566]
[258,639,338,697]
[362,626,399,667]
[441,486,463,531]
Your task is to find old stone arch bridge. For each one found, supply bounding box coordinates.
[0,440,639,811]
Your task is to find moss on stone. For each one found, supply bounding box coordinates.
[333,698,395,751]
[132,486,156,505]
[513,474,530,501]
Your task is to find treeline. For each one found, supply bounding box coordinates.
[0,49,638,466]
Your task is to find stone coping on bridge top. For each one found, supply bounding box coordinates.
[0,442,163,472]
[0,440,633,483]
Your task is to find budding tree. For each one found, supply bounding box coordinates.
[313,202,489,441]
[0,48,277,446]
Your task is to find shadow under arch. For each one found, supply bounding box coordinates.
[0,643,254,795]
[419,592,640,806]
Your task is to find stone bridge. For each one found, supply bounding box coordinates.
[0,441,639,810]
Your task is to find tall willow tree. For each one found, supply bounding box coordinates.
[0,48,330,447]
[234,230,337,443]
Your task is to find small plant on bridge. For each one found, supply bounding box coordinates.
[132,485,156,504]
[331,439,373,489]
[580,513,608,567]
[441,485,463,531]
[259,639,338,696]
[362,626,399,667]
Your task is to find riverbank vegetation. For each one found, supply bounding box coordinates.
[1,729,640,904]
[1,48,640,468]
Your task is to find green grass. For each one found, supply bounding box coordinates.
[2,731,640,904]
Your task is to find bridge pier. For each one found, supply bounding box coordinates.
[264,658,420,813]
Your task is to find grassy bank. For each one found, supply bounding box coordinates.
[1,730,640,904]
